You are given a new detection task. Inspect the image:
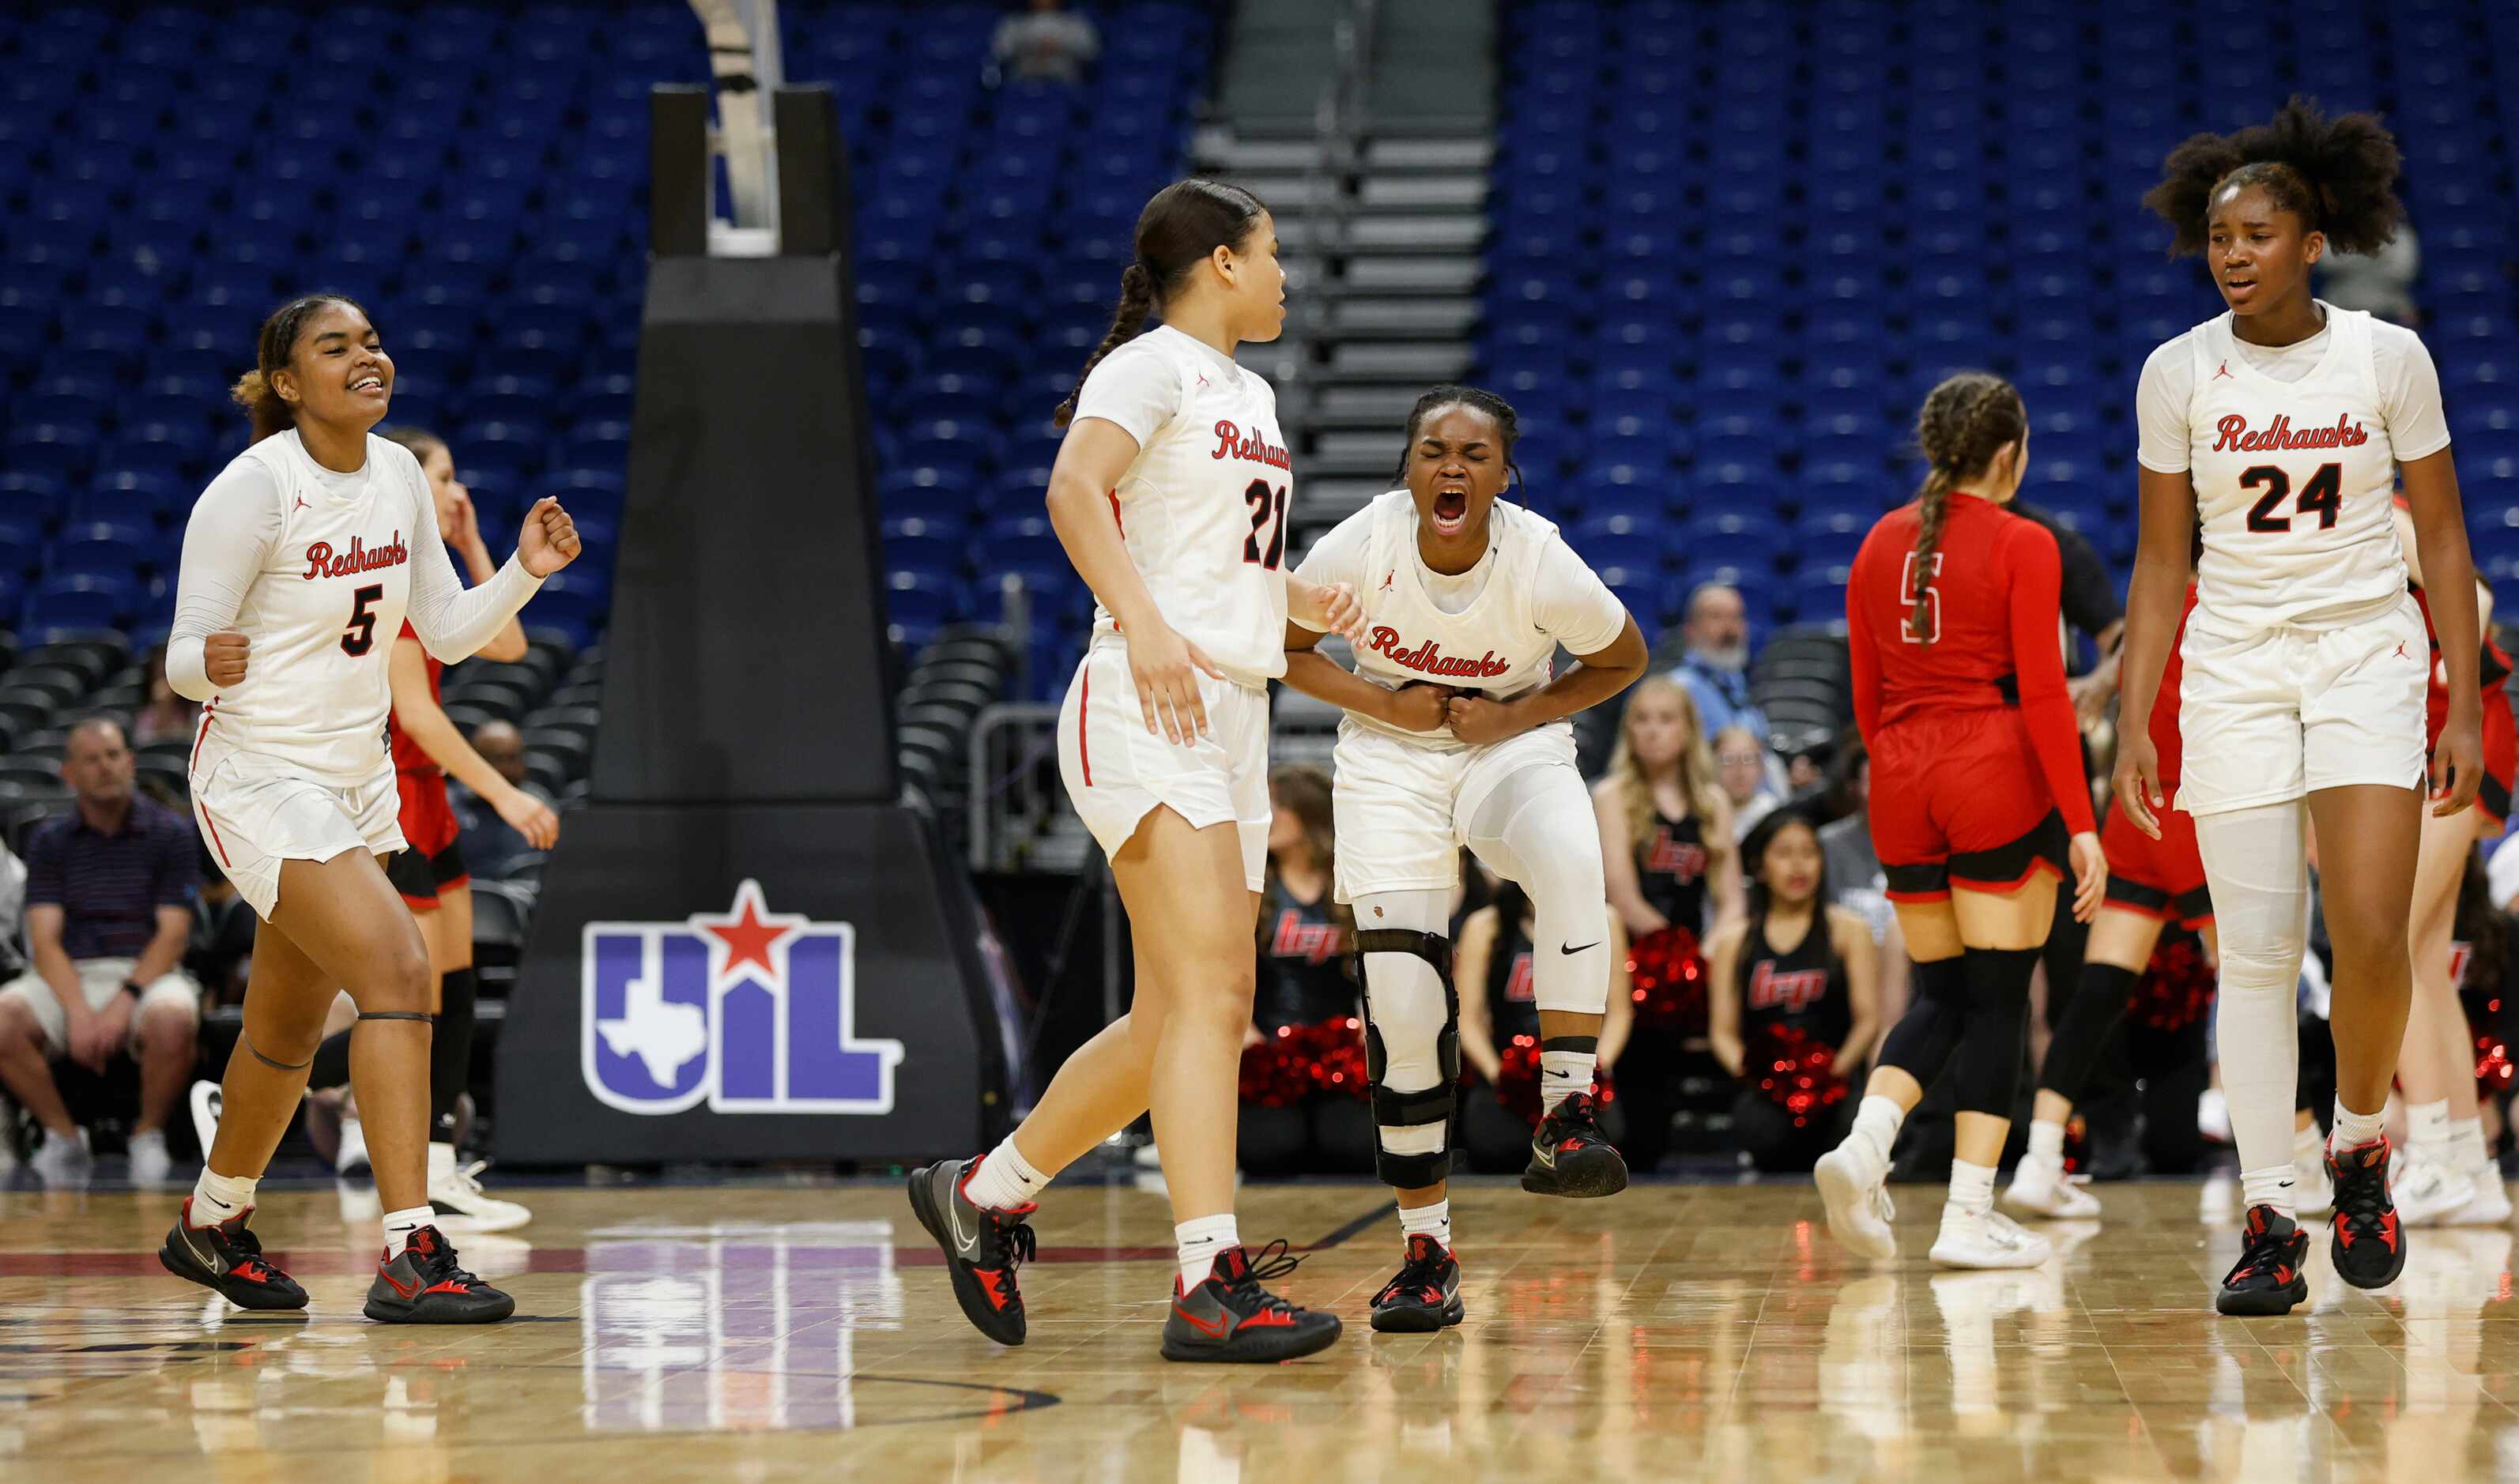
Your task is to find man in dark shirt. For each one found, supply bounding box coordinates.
[0,718,200,1185]
[452,719,539,879]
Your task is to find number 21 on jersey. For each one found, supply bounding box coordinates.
[1899,551,1944,643]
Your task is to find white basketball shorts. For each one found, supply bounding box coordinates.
[1331,721,1578,902]
[1057,643,1271,891]
[2177,591,2430,818]
[190,740,408,920]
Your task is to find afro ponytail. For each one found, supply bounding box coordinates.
[2143,95,2405,258]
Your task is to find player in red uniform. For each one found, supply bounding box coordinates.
[1813,372,2106,1270]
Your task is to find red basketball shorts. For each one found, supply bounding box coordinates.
[1868,708,2069,903]
[2099,786,2212,928]
[2427,671,2517,830]
[388,770,469,909]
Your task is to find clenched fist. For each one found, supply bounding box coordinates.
[519,497,583,578]
[205,631,250,687]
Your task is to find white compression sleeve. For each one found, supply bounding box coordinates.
[2193,800,2313,1184]
[1465,760,1612,1015]
[1355,887,1455,1163]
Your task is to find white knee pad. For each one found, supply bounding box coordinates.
[2195,800,2311,1176]
[1465,761,1612,1015]
[1352,887,1457,1187]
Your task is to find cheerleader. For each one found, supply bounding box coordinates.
[1813,371,2106,1271]
[157,293,576,1322]
[1280,384,1650,1331]
[1239,764,1371,1176]
[2119,98,2475,1314]
[907,179,1363,1364]
[1706,808,1878,1173]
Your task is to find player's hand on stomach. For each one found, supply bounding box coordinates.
[2065,831,2107,924]
[1444,694,1528,747]
[2110,730,2163,840]
[1130,620,1224,745]
[1381,680,1453,733]
[496,786,560,851]
[519,497,583,577]
[204,631,250,687]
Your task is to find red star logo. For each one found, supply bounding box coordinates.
[693,879,801,979]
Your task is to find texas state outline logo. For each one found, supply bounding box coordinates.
[582,879,905,1116]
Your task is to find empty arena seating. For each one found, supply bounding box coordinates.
[1483,0,2519,638]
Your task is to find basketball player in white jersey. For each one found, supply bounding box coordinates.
[907,180,1365,1364]
[155,295,580,1324]
[2115,100,2479,1316]
[1280,385,1650,1331]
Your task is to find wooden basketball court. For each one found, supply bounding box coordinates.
[6,1174,2517,1480]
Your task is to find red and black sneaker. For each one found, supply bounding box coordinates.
[2215,1204,2310,1316]
[907,1157,1037,1347]
[157,1199,308,1310]
[1369,1234,1464,1333]
[363,1226,515,1324]
[1161,1241,1343,1363]
[2328,1136,2407,1289]
[1522,1090,1630,1198]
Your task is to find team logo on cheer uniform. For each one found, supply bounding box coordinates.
[582,880,904,1116]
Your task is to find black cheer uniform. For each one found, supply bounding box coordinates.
[1728,912,1858,1172]
[1239,881,1373,1176]
[1638,808,1713,934]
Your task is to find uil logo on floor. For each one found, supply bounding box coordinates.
[582,879,905,1116]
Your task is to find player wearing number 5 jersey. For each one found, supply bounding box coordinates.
[2117,99,2478,1315]
[1815,372,2104,1274]
[156,294,579,1325]
[907,180,1363,1365]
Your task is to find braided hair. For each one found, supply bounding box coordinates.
[1391,382,1524,488]
[2144,95,2406,258]
[1052,179,1269,427]
[1906,372,2027,642]
[230,292,369,443]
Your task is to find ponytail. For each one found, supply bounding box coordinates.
[1053,262,1156,428]
[230,370,293,444]
[1906,371,2027,643]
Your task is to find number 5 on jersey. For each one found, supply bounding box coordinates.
[341,583,385,656]
[1243,479,1289,569]
[1899,551,1943,643]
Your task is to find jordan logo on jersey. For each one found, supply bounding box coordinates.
[1267,910,1342,966]
[1367,626,1513,680]
[2212,361,2233,381]
[1644,827,1709,882]
[1748,961,1829,1013]
[1210,420,1292,469]
[2210,412,2368,454]
[303,531,409,580]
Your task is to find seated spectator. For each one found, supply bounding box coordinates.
[1593,674,1741,941]
[452,720,541,879]
[1705,809,1878,1172]
[0,719,201,1185]
[129,644,201,749]
[2317,224,2420,326]
[1714,724,1781,841]
[1239,766,1371,1177]
[1659,583,1770,747]
[0,833,22,978]
[992,0,1100,84]
[1454,882,1632,1173]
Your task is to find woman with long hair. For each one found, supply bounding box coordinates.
[157,293,577,1323]
[1706,808,1878,1173]
[1594,674,1742,940]
[2117,98,2476,1314]
[1239,764,1371,1175]
[1813,371,2106,1271]
[907,180,1363,1364]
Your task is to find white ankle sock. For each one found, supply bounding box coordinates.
[1848,1095,1904,1169]
[2242,1165,2297,1219]
[2330,1100,2385,1152]
[1947,1158,1995,1217]
[1398,1200,1451,1249]
[383,1206,432,1260]
[190,1169,258,1226]
[1538,1050,1596,1114]
[962,1137,1050,1211]
[2025,1120,2065,1166]
[1175,1214,1239,1292]
[2451,1117,2490,1175]
[2408,1098,2452,1151]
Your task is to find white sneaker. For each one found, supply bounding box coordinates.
[2395,1151,2479,1226]
[426,1143,532,1232]
[188,1081,222,1162]
[2002,1154,2102,1221]
[2432,1163,2513,1226]
[1815,1144,1899,1260]
[2198,1087,2232,1144]
[1929,1206,2053,1269]
[2295,1143,2334,1216]
[335,1116,370,1181]
[127,1128,172,1186]
[31,1127,92,1186]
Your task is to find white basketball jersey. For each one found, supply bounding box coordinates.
[190,431,429,781]
[1082,327,1292,687]
[1337,490,1574,750]
[2185,303,2408,631]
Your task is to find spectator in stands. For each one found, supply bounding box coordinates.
[1663,583,1770,747]
[2319,224,2421,326]
[0,834,22,979]
[1818,736,1884,914]
[1239,765,1371,1176]
[991,0,1099,85]
[453,720,537,879]
[129,644,200,748]
[1595,674,1741,940]
[1714,724,1780,841]
[0,718,200,1185]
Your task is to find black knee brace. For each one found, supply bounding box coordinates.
[1351,928,1460,1189]
[1876,954,1970,1085]
[1951,947,2041,1117]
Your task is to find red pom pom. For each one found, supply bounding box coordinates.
[2130,933,2217,1032]
[1627,925,1708,1034]
[1746,1025,1851,1128]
